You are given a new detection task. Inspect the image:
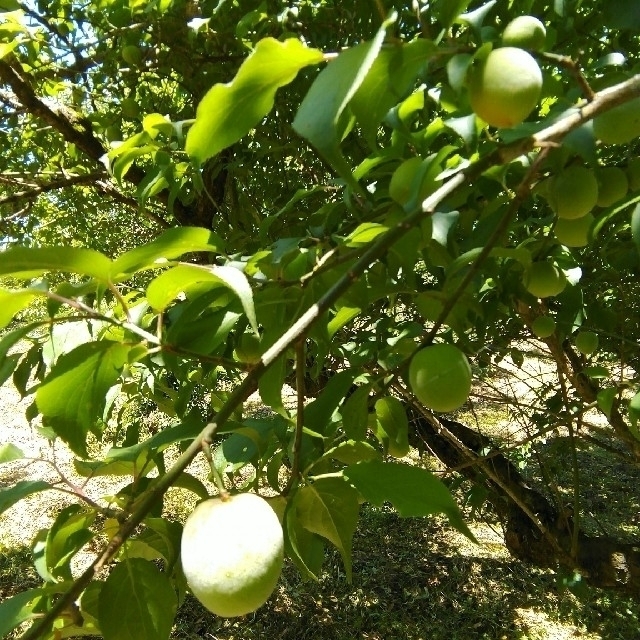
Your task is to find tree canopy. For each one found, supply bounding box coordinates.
[1,0,640,638]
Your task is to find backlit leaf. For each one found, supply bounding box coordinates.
[0,246,112,281]
[186,38,324,164]
[36,342,131,457]
[293,16,395,191]
[0,480,54,515]
[111,226,226,280]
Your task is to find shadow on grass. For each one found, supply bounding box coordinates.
[173,507,639,640]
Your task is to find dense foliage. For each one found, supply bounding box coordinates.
[1,0,640,638]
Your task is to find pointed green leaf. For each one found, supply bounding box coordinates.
[628,391,640,441]
[596,387,618,418]
[36,341,131,457]
[0,246,111,280]
[39,505,96,581]
[259,354,287,416]
[303,369,359,434]
[284,501,325,581]
[631,204,640,254]
[111,226,226,280]
[341,385,370,440]
[0,442,25,463]
[295,477,360,581]
[0,588,45,638]
[433,0,473,28]
[323,440,381,465]
[98,558,177,640]
[344,460,475,540]
[146,264,257,332]
[350,39,435,147]
[373,397,410,458]
[186,38,324,164]
[293,16,395,190]
[0,480,54,515]
[0,289,39,329]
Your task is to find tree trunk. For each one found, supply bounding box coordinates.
[408,408,640,595]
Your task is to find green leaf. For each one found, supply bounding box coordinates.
[323,440,381,465]
[433,0,473,28]
[0,442,25,463]
[284,500,325,581]
[36,341,131,457]
[0,289,39,329]
[344,223,388,247]
[341,385,370,440]
[0,588,45,638]
[0,480,54,515]
[98,558,177,640]
[37,504,96,581]
[124,517,183,568]
[627,391,640,441]
[147,264,257,332]
[631,204,640,255]
[295,477,360,581]
[293,16,395,191]
[170,471,210,500]
[373,397,410,458]
[303,369,359,434]
[596,387,618,418]
[111,226,226,280]
[349,39,435,147]
[186,38,324,164]
[344,460,475,540]
[0,246,112,281]
[259,354,288,416]
[328,306,360,339]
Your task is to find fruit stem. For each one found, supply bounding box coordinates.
[201,439,230,500]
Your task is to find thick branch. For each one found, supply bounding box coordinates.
[0,172,106,208]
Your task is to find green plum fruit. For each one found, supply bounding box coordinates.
[554,213,594,247]
[523,261,567,298]
[502,16,546,51]
[409,344,472,413]
[547,166,598,219]
[574,331,599,355]
[595,166,628,207]
[181,493,284,618]
[467,47,542,128]
[531,315,556,338]
[594,97,640,145]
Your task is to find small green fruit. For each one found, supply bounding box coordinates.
[531,315,556,338]
[467,47,542,128]
[502,16,546,51]
[121,44,143,66]
[574,331,599,355]
[554,213,594,248]
[409,344,472,413]
[523,261,567,298]
[234,333,262,364]
[181,493,284,618]
[388,157,434,206]
[548,167,598,219]
[626,157,640,192]
[594,97,640,145]
[595,166,628,207]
